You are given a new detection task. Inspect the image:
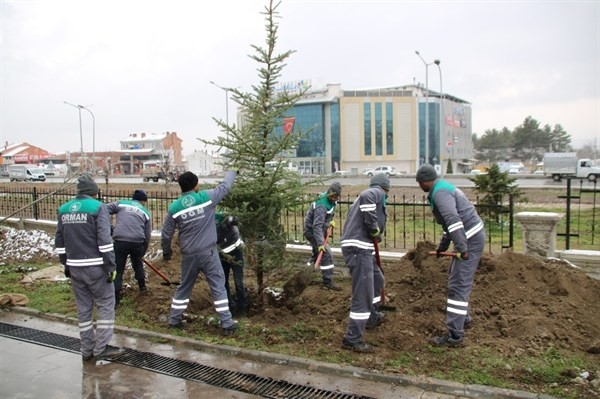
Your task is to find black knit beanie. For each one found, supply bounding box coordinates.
[370,174,390,191]
[132,189,148,202]
[416,164,438,182]
[178,171,199,192]
[328,181,342,196]
[77,173,99,196]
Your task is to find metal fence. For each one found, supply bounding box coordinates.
[558,178,599,250]
[0,186,515,253]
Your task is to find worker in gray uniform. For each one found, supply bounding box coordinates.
[340,174,389,353]
[106,189,152,306]
[162,171,238,336]
[55,174,123,361]
[216,211,247,316]
[416,164,485,347]
[303,181,342,290]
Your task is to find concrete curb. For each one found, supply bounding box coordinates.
[8,307,555,399]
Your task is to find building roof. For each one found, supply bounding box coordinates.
[2,145,29,157]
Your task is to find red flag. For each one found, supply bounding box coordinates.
[283,117,295,135]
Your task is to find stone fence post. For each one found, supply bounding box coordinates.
[514,212,563,258]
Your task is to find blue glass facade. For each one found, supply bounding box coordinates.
[278,104,326,157]
[418,102,440,164]
[363,103,372,156]
[385,102,394,155]
[330,103,340,169]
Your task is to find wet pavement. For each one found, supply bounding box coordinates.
[0,309,545,399]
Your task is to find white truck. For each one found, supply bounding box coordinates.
[8,165,47,182]
[542,152,600,182]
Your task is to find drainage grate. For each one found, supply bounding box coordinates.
[0,322,375,399]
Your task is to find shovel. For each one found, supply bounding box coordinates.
[143,259,180,286]
[428,251,458,257]
[373,238,396,311]
[314,225,333,270]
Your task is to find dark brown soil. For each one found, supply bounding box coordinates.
[122,239,600,398]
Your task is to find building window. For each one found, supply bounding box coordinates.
[386,102,394,155]
[375,102,382,156]
[330,103,340,172]
[364,103,371,156]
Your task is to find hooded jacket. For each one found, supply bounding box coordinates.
[340,186,387,251]
[303,192,337,246]
[106,199,152,251]
[55,195,116,268]
[428,179,484,253]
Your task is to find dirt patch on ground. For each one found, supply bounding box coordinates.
[118,240,600,397]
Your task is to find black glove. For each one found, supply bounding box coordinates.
[227,216,239,226]
[64,265,71,278]
[163,252,172,261]
[436,249,443,258]
[457,251,469,260]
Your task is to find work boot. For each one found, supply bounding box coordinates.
[95,346,125,361]
[168,320,188,330]
[341,339,374,353]
[222,322,239,336]
[366,312,385,329]
[322,282,342,291]
[82,352,94,362]
[430,333,464,348]
[139,285,148,295]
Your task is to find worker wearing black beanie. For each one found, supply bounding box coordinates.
[162,170,239,337]
[178,171,199,193]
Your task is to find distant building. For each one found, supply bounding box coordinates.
[0,142,51,165]
[237,82,473,175]
[118,131,183,175]
[120,131,183,167]
[185,149,223,176]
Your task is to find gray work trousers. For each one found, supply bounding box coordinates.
[446,229,486,337]
[342,247,385,344]
[70,266,116,357]
[169,248,234,329]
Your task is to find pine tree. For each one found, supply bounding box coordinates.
[470,164,525,222]
[199,0,309,306]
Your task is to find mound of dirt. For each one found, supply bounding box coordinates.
[130,241,600,357]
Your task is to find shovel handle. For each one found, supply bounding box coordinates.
[314,225,333,270]
[143,258,172,284]
[373,238,386,305]
[428,251,458,257]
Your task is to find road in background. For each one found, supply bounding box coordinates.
[0,174,597,189]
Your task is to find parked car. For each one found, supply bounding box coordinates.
[372,166,397,177]
[332,170,350,177]
[362,168,374,176]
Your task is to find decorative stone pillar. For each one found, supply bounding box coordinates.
[515,212,563,258]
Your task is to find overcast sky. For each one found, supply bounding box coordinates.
[1,0,598,156]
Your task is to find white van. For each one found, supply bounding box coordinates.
[8,165,46,182]
[265,160,299,173]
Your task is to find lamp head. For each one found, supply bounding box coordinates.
[434,59,441,65]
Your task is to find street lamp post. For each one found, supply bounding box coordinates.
[434,59,443,175]
[64,101,84,166]
[80,106,95,171]
[210,80,230,128]
[64,101,94,172]
[415,51,436,166]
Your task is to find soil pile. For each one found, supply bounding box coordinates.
[137,242,600,355]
